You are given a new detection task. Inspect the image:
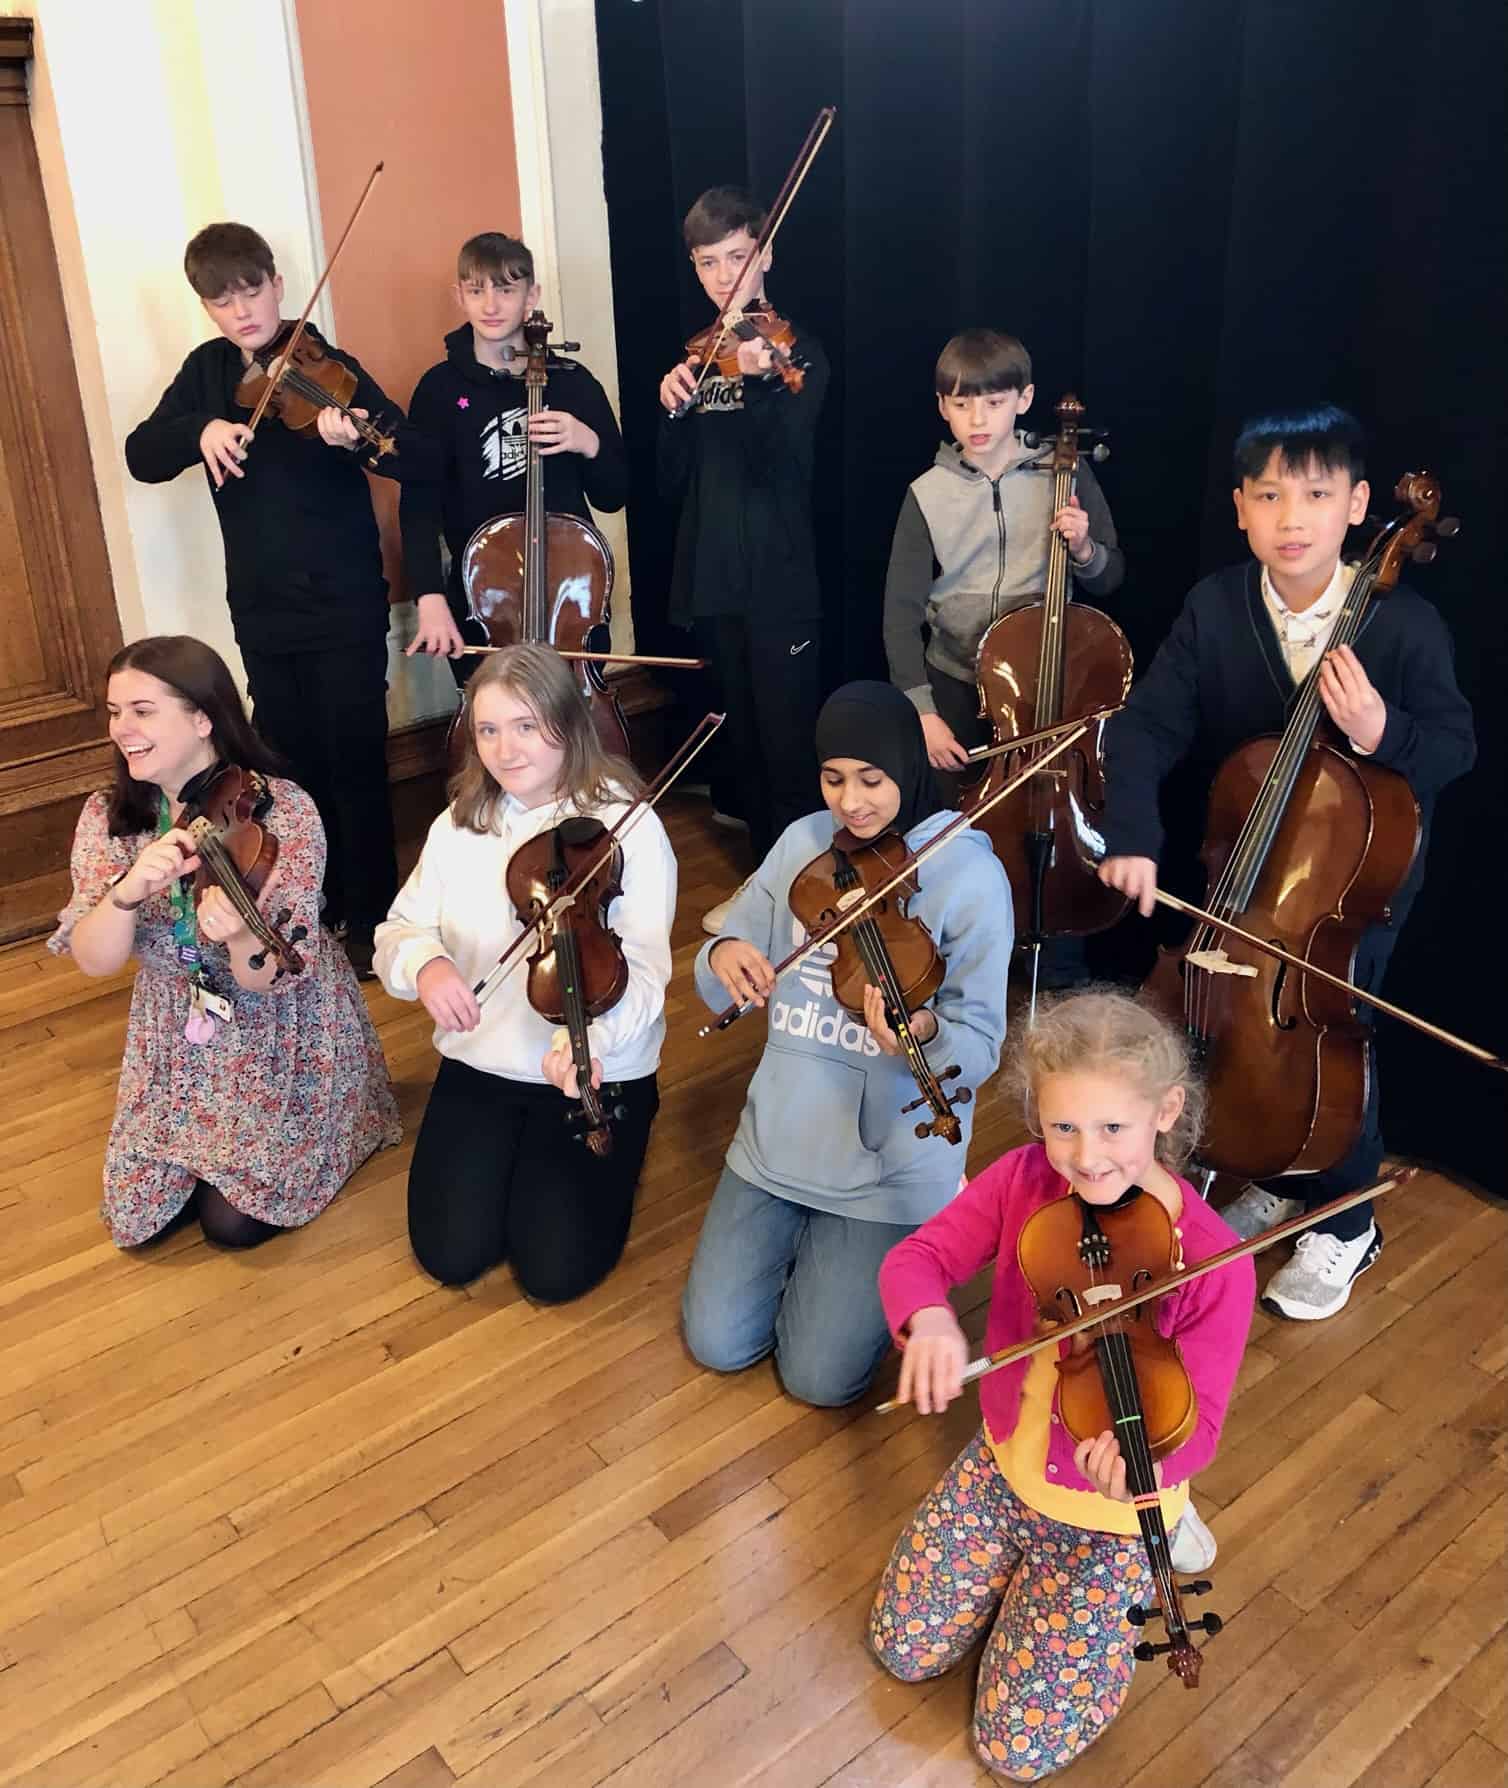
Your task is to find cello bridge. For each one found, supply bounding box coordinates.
[1185,948,1258,979]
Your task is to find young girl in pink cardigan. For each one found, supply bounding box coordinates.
[870,991,1255,1780]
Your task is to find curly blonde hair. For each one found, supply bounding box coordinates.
[1004,986,1205,1170]
[448,645,642,834]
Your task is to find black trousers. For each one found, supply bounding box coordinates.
[694,614,822,865]
[407,1056,660,1299]
[241,637,398,934]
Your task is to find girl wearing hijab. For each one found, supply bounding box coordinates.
[682,681,1012,1405]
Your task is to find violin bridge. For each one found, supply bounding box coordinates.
[1185,948,1258,978]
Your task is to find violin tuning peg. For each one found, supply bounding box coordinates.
[914,1121,931,1140]
[1436,515,1461,537]
[248,949,267,971]
[1198,1612,1224,1636]
[1410,542,1438,565]
[610,1104,628,1123]
[275,907,292,926]
[289,925,308,945]
[1126,1605,1150,1628]
[952,1088,973,1108]
[1181,1579,1214,1597]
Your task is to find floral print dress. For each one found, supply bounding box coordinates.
[49,781,401,1245]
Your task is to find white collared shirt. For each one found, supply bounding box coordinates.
[1260,560,1356,684]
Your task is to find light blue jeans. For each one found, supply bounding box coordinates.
[682,1165,915,1407]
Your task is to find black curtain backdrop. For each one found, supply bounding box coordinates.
[595,0,1505,1190]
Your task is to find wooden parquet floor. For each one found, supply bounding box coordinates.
[0,792,1504,1788]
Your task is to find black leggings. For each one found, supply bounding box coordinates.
[141,1182,279,1249]
[406,1057,660,1299]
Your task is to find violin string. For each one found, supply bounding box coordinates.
[840,858,949,1121]
[194,835,275,949]
[548,879,604,1128]
[273,366,383,443]
[525,367,547,640]
[1081,1238,1187,1645]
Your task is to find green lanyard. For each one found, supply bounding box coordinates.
[158,793,206,984]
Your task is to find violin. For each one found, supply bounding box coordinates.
[683,303,805,397]
[177,765,309,979]
[1017,1185,1222,1686]
[1142,474,1458,1179]
[971,395,1133,968]
[699,714,1096,1036]
[786,829,970,1143]
[234,325,398,471]
[504,817,631,1157]
[459,311,629,758]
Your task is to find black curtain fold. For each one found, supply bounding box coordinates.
[595,0,1505,1188]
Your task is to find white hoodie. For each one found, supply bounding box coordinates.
[374,789,677,1084]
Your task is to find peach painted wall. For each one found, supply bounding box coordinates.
[293,0,522,625]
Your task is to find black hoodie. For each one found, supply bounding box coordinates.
[125,327,421,651]
[399,324,628,613]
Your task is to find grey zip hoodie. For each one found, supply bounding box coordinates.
[694,808,1012,1225]
[884,438,1124,710]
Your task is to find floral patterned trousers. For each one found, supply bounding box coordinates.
[869,1429,1144,1781]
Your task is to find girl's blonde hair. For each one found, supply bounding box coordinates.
[1004,987,1205,1171]
[448,645,643,834]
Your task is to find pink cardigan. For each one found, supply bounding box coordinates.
[878,1142,1256,1494]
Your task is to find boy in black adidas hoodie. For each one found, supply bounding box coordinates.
[125,223,420,974]
[400,232,627,682]
[1099,405,1475,1322]
[657,186,830,930]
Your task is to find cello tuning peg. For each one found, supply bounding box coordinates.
[1410,542,1438,565]
[1436,515,1461,537]
[610,1104,628,1123]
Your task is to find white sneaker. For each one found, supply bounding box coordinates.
[702,877,754,937]
[1219,1183,1304,1241]
[1263,1224,1382,1322]
[1169,1501,1217,1574]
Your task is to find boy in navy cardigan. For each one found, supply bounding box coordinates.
[1099,405,1475,1320]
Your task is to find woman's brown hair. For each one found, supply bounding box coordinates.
[104,636,282,836]
[448,644,642,833]
[1004,987,1205,1171]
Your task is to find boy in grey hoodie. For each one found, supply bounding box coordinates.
[883,329,1124,784]
[682,683,1011,1408]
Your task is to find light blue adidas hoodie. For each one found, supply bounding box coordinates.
[695,809,1013,1225]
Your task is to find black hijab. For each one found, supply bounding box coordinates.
[813,680,943,838]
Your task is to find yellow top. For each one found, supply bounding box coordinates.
[987,1350,1189,1536]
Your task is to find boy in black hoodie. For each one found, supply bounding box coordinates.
[1099,404,1475,1322]
[125,223,417,975]
[657,186,830,932]
[400,232,628,680]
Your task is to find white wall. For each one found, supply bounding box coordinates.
[4,0,322,687]
[5,0,630,700]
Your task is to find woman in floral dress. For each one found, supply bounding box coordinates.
[50,636,400,1247]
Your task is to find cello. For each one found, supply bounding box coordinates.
[460,311,629,757]
[971,396,1133,973]
[1142,473,1456,1179]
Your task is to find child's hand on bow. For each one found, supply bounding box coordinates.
[896,1305,969,1414]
